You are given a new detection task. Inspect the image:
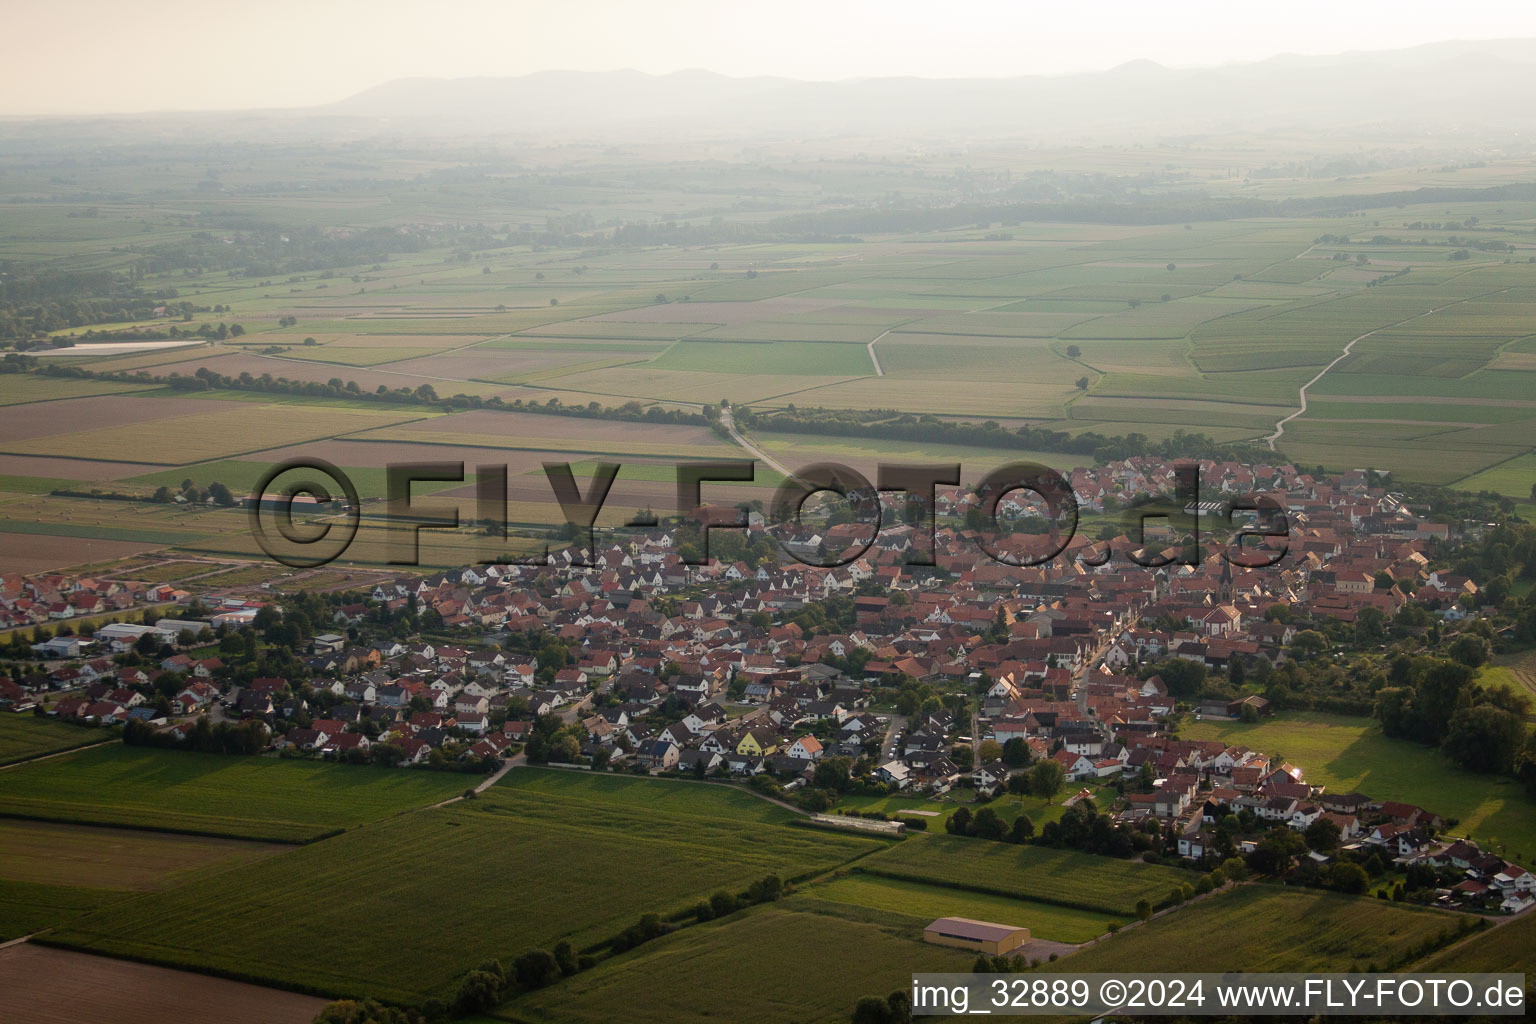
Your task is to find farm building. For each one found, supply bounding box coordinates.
[923,917,1030,955]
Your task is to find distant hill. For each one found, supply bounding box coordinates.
[319,38,1536,139]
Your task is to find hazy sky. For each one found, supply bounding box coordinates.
[6,0,1536,115]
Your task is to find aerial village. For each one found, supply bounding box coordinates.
[4,457,1530,915]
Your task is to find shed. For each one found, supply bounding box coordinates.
[922,917,1029,955]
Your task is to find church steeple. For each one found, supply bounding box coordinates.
[1219,557,1234,603]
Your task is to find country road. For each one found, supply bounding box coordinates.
[718,406,795,478]
[866,328,890,376]
[1267,300,1462,449]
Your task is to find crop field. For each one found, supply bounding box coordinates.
[858,835,1191,916]
[49,772,880,1001]
[1054,886,1463,973]
[0,393,232,444]
[0,744,469,843]
[4,209,1534,492]
[0,375,150,405]
[0,878,123,942]
[1181,712,1536,858]
[2,402,425,464]
[1452,453,1536,495]
[0,819,284,890]
[648,339,875,375]
[0,714,109,766]
[804,873,1116,943]
[1423,908,1536,973]
[501,904,973,1024]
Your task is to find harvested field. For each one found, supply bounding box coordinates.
[0,944,327,1024]
[0,376,151,406]
[0,394,229,444]
[3,404,424,465]
[0,531,168,574]
[0,453,169,482]
[135,352,517,398]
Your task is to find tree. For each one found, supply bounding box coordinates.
[1304,817,1342,853]
[1150,658,1207,699]
[207,481,235,507]
[512,948,562,991]
[314,999,417,1024]
[454,970,503,1014]
[1166,262,1177,272]
[1135,898,1152,921]
[972,806,1007,841]
[1028,759,1065,803]
[1065,344,1081,359]
[1442,703,1526,774]
[1447,634,1491,668]
[1248,827,1307,875]
[1288,630,1328,660]
[852,995,895,1024]
[1327,862,1369,894]
[1001,737,1032,768]
[1075,376,1090,391]
[946,805,973,836]
[1009,814,1035,844]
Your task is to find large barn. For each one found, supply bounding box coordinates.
[922,917,1030,955]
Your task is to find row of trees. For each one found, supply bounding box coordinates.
[735,405,1274,466]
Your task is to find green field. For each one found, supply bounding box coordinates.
[48,769,880,1001]
[804,873,1116,943]
[1422,909,1536,973]
[0,744,469,842]
[834,790,1075,831]
[858,835,1192,916]
[0,715,109,766]
[0,879,124,942]
[1479,648,1536,703]
[0,819,284,891]
[502,904,972,1024]
[1181,712,1536,859]
[1055,886,1465,973]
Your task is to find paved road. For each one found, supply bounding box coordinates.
[880,713,907,762]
